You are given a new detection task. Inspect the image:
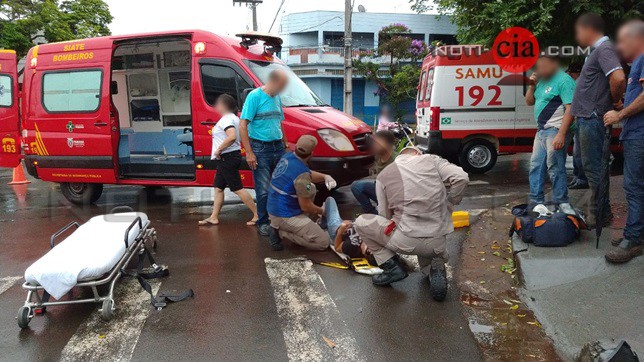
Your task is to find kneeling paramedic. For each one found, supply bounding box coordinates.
[267,135,337,251]
[353,147,469,301]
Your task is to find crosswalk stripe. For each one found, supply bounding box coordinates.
[60,278,160,362]
[0,276,22,295]
[265,257,366,362]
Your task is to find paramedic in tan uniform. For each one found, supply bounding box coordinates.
[354,146,469,301]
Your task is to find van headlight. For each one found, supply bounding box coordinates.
[317,129,354,151]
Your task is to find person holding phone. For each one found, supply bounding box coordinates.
[525,55,576,210]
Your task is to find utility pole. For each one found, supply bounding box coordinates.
[343,0,353,115]
[233,0,262,32]
[251,2,258,31]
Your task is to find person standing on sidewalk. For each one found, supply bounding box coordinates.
[353,147,469,301]
[566,63,590,190]
[603,20,644,263]
[571,13,627,228]
[525,56,576,208]
[239,69,289,237]
[350,130,397,214]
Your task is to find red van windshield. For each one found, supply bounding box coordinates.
[246,60,326,107]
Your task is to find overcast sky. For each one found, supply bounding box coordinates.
[106,0,423,36]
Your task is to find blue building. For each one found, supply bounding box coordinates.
[279,10,457,124]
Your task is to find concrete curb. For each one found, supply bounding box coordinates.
[512,231,644,360]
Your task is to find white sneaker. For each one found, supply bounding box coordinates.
[559,203,575,215]
[532,204,551,217]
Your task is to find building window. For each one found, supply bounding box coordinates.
[43,70,102,112]
[0,75,12,107]
[323,32,374,49]
[201,64,251,106]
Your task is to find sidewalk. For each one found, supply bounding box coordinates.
[512,175,643,360]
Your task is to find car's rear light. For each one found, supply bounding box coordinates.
[429,106,440,130]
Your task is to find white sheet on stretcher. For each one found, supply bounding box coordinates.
[24,212,149,299]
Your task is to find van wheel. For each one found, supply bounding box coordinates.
[459,140,497,174]
[60,183,104,205]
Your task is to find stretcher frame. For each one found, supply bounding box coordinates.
[17,209,158,328]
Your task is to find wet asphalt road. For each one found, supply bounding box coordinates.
[0,154,534,361]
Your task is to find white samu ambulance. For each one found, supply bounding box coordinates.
[415,46,535,173]
[415,45,622,174]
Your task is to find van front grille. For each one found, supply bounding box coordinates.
[352,133,371,152]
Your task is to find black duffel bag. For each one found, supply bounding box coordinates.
[509,204,584,247]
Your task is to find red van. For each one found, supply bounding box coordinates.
[0,31,373,204]
[0,50,20,168]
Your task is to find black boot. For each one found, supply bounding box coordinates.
[372,256,408,286]
[268,227,284,251]
[429,259,448,301]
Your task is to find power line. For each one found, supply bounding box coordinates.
[290,16,343,33]
[268,0,287,33]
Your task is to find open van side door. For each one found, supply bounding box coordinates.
[0,50,21,168]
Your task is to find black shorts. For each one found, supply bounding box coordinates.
[214,150,243,192]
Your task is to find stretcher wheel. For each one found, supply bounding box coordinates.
[100,300,114,321]
[17,306,31,329]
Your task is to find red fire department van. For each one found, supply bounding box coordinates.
[416,45,621,174]
[0,50,20,169]
[0,30,373,204]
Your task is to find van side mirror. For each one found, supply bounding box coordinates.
[240,88,253,106]
[111,81,118,95]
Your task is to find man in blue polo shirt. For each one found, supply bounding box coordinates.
[240,69,289,237]
[525,56,576,208]
[603,20,644,263]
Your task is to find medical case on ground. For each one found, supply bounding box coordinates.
[509,203,587,247]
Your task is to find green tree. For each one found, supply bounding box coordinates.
[0,0,113,57]
[409,0,642,46]
[355,24,428,119]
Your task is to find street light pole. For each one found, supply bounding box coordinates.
[343,0,353,115]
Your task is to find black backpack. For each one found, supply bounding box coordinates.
[509,204,587,247]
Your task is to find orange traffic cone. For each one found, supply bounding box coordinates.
[8,161,30,185]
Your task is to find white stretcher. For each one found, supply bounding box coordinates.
[18,207,158,328]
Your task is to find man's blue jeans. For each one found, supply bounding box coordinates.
[529,127,571,204]
[324,196,344,241]
[576,114,612,221]
[623,139,643,244]
[572,132,588,184]
[351,179,377,214]
[250,139,285,226]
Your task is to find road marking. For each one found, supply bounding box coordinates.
[60,278,160,362]
[466,192,518,200]
[468,180,490,186]
[265,258,366,362]
[0,276,21,295]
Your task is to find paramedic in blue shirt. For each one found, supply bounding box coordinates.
[239,69,290,237]
[266,135,337,251]
[571,13,627,228]
[525,55,576,209]
[603,20,644,264]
